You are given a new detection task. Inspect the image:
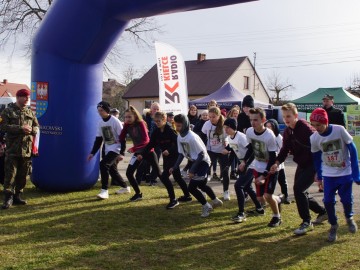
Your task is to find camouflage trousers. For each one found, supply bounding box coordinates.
[3,156,31,193]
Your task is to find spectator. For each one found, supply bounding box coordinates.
[0,89,39,209]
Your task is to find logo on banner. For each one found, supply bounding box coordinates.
[155,41,188,115]
[158,55,181,104]
[31,82,49,118]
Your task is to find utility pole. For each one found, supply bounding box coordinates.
[253,52,256,97]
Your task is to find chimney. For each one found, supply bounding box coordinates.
[3,79,7,84]
[197,53,206,63]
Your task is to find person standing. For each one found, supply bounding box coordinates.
[310,108,359,242]
[87,101,128,200]
[237,95,254,134]
[270,103,327,235]
[322,94,346,127]
[0,89,39,209]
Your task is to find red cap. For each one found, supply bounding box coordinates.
[16,89,30,97]
[310,108,328,125]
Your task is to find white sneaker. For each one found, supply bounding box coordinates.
[115,187,131,194]
[97,189,109,199]
[223,190,230,201]
[211,197,223,208]
[201,203,213,218]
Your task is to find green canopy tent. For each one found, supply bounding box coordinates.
[292,87,360,112]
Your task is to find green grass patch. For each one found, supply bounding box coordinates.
[0,182,359,270]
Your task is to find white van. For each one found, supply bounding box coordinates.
[0,97,16,113]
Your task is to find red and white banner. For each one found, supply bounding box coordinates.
[155,41,188,115]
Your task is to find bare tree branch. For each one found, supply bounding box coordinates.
[266,71,294,105]
[0,1,162,74]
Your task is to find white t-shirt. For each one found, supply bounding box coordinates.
[275,134,285,170]
[97,115,123,155]
[201,120,228,153]
[228,131,249,160]
[310,125,352,177]
[246,127,277,173]
[177,130,211,166]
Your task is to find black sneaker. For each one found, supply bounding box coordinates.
[284,196,291,204]
[130,193,143,202]
[230,171,237,180]
[246,208,265,216]
[166,200,179,209]
[211,173,220,181]
[268,217,282,227]
[178,195,192,202]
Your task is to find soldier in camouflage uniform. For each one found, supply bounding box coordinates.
[0,89,39,209]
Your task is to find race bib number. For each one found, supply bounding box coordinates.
[324,151,344,167]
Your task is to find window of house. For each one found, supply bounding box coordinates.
[244,76,250,90]
[144,100,155,109]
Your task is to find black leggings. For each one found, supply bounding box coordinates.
[188,178,216,205]
[277,168,288,197]
[161,156,190,201]
[208,151,229,191]
[100,151,126,190]
[234,168,261,213]
[126,152,160,194]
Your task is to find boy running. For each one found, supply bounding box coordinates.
[247,108,283,227]
[310,108,359,242]
[223,118,264,223]
[270,103,327,235]
[88,101,128,199]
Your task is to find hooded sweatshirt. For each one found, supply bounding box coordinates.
[276,119,314,168]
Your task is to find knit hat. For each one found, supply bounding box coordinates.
[242,95,254,108]
[97,101,111,113]
[224,118,237,131]
[310,108,328,125]
[16,89,30,97]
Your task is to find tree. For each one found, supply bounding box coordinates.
[0,1,162,72]
[266,72,294,105]
[103,65,147,120]
[345,73,360,96]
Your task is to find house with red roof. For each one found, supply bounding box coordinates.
[123,54,270,113]
[0,79,30,97]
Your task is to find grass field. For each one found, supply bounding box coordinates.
[1,182,360,270]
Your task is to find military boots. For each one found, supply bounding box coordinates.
[13,193,27,205]
[2,191,13,209]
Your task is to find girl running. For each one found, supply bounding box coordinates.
[119,106,160,201]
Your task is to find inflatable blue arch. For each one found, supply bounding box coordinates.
[31,0,255,191]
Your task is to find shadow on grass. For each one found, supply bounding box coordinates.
[0,184,358,270]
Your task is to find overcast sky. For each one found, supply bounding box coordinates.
[1,0,360,99]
